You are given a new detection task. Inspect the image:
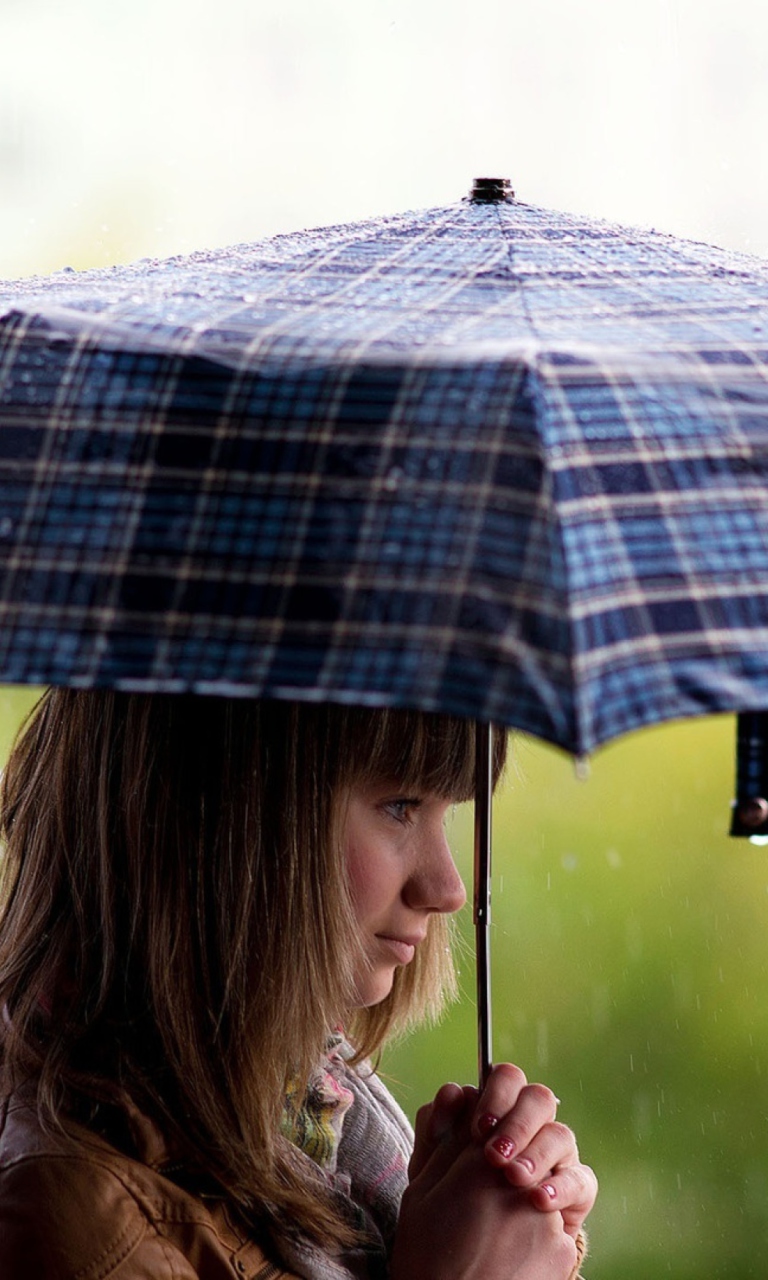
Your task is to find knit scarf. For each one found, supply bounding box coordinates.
[276,1038,413,1280]
[281,1051,355,1173]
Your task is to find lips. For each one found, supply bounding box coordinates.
[375,934,425,965]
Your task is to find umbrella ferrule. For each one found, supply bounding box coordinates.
[468,177,515,203]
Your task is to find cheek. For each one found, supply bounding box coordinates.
[344,837,397,924]
[345,841,379,913]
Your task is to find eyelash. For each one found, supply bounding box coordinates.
[382,798,421,824]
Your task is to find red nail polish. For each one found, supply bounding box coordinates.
[477,1113,499,1137]
[541,1182,557,1199]
[491,1135,516,1160]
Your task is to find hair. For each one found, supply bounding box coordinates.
[0,689,506,1249]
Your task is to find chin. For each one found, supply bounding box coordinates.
[353,969,397,1008]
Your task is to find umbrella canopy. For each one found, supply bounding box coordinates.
[3,181,768,1081]
[0,181,767,756]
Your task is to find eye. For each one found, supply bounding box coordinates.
[381,797,421,824]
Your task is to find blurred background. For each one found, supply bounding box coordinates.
[2,0,768,277]
[385,718,768,1280]
[2,0,768,1274]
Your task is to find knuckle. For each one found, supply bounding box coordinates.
[564,1162,599,1211]
[491,1062,528,1089]
[571,1159,596,1186]
[550,1120,576,1146]
[525,1082,558,1111]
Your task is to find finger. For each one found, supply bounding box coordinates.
[471,1062,528,1141]
[411,1084,475,1183]
[501,1121,578,1188]
[410,1083,465,1178]
[482,1081,559,1166]
[527,1163,599,1238]
[457,1084,480,1141]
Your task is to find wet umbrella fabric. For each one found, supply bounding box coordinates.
[0,195,767,752]
[1,190,768,1079]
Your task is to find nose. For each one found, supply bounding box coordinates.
[405,823,467,915]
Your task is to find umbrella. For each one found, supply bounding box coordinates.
[1,177,768,1079]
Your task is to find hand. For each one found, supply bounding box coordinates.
[406,1065,596,1253]
[471,1063,597,1240]
[392,1111,577,1280]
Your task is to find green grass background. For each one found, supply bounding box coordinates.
[0,690,765,1277]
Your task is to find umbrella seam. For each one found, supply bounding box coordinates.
[496,206,584,753]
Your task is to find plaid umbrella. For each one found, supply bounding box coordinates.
[1,178,768,1076]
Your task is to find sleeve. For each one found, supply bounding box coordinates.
[569,1228,588,1280]
[0,1152,198,1280]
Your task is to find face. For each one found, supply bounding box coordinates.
[341,781,467,1008]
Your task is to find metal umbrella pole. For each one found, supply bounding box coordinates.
[474,721,493,1087]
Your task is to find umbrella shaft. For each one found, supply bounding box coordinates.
[474,722,493,1087]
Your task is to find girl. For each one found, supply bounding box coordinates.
[0,691,595,1278]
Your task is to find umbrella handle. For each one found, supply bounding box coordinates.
[730,712,768,838]
[474,721,493,1087]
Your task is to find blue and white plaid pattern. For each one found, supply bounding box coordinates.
[0,197,767,753]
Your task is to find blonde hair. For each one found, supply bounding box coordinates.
[0,690,506,1247]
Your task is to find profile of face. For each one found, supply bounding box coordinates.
[341,781,467,1008]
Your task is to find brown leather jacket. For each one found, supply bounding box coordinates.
[0,1094,299,1279]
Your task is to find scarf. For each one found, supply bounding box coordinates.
[281,1051,355,1173]
[277,1038,413,1280]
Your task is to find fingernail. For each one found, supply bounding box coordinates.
[491,1135,516,1160]
[540,1182,557,1199]
[477,1113,499,1137]
[512,1156,535,1175]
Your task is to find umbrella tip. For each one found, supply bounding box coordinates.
[469,177,515,203]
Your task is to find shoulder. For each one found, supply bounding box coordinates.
[0,1099,190,1279]
[0,1098,294,1280]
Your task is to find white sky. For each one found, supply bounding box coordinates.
[1,0,767,276]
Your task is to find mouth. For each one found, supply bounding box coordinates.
[375,934,425,965]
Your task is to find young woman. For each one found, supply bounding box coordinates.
[0,691,596,1279]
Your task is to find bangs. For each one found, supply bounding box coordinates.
[329,707,507,801]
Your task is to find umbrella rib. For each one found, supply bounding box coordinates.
[234,207,468,357]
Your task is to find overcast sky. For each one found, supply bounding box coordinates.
[1,0,767,277]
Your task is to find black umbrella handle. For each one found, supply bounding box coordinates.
[730,712,768,837]
[474,722,493,1087]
